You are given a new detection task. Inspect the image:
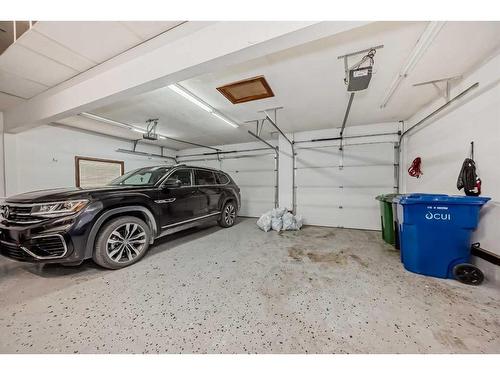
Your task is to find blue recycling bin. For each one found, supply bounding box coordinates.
[395,194,490,279]
[392,194,447,252]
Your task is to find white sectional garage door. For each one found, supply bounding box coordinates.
[295,141,396,230]
[182,152,277,218]
[221,154,276,217]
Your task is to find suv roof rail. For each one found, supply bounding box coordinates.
[171,163,222,172]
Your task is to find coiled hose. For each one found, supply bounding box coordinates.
[408,157,423,178]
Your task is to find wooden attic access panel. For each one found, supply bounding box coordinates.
[217,76,274,104]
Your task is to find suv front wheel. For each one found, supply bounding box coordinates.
[93,216,151,269]
[218,201,237,228]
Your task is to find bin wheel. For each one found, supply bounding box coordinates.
[452,263,484,285]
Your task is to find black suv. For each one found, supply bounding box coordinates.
[0,165,240,269]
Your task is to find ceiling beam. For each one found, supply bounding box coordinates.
[4,21,370,133]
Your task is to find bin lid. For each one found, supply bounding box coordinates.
[375,193,399,202]
[398,193,491,206]
[392,193,446,203]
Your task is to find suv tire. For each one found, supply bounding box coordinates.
[218,201,237,228]
[93,216,151,269]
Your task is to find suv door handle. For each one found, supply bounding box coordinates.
[156,198,176,204]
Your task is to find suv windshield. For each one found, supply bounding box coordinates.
[109,166,172,186]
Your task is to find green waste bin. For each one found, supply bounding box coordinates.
[391,197,401,249]
[375,194,399,245]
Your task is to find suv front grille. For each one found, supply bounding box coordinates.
[0,235,67,260]
[2,204,44,224]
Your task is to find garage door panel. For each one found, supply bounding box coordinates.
[240,202,274,218]
[239,185,274,197]
[296,166,393,187]
[297,143,394,167]
[336,166,394,187]
[343,143,394,165]
[295,142,395,230]
[296,187,386,209]
[296,148,340,168]
[239,188,275,217]
[296,187,343,207]
[232,170,275,186]
[298,205,379,230]
[296,168,344,186]
[188,160,221,169]
[222,154,275,170]
[341,188,389,207]
[223,154,275,217]
[299,205,344,227]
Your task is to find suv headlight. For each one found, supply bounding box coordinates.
[31,200,89,218]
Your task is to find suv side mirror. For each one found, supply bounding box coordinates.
[164,178,182,188]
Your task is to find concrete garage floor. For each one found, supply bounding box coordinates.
[0,218,499,354]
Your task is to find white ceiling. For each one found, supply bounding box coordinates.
[69,21,500,149]
[0,21,184,111]
[3,21,500,149]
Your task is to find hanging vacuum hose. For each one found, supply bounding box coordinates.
[408,157,423,178]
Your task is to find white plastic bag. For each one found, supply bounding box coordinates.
[271,217,283,232]
[293,215,303,230]
[256,211,272,232]
[281,212,295,231]
[258,208,303,232]
[282,212,303,231]
[271,207,287,218]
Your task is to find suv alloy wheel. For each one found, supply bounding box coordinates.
[219,201,236,228]
[93,216,151,269]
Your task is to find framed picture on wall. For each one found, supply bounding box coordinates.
[75,156,124,188]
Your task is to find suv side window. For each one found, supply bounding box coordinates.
[117,167,170,186]
[168,169,192,186]
[194,169,216,185]
[216,172,230,185]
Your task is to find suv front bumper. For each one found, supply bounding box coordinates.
[0,218,83,264]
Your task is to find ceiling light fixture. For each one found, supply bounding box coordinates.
[211,112,239,128]
[80,112,131,129]
[168,83,239,128]
[81,112,149,135]
[379,21,446,109]
[168,84,212,112]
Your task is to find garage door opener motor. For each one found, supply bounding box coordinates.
[345,50,376,92]
[143,118,159,141]
[337,45,383,150]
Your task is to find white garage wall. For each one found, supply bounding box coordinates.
[4,124,175,196]
[401,51,500,279]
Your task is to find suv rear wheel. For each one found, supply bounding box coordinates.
[218,201,236,228]
[93,216,151,269]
